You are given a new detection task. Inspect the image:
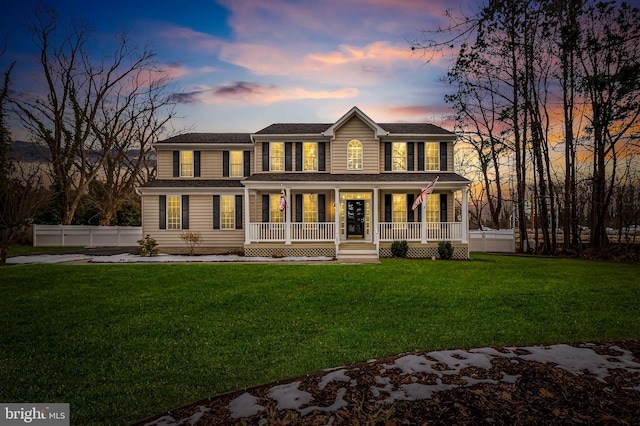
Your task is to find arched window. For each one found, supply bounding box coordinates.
[347,140,363,170]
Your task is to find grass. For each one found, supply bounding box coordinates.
[1,254,639,425]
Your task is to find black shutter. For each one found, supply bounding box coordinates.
[440,142,448,171]
[295,142,302,171]
[213,195,220,229]
[223,151,230,177]
[173,151,179,177]
[318,194,326,222]
[295,194,302,222]
[407,142,414,171]
[243,151,251,177]
[407,194,414,222]
[181,195,189,229]
[159,195,167,229]
[262,143,269,171]
[194,151,201,177]
[285,142,293,171]
[440,193,448,222]
[235,195,243,229]
[262,194,269,222]
[417,142,425,171]
[417,198,422,222]
[384,143,391,171]
[318,142,326,171]
[384,194,392,222]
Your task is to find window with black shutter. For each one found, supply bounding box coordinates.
[159,195,167,229]
[181,195,189,229]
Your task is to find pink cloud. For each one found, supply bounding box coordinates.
[171,81,358,105]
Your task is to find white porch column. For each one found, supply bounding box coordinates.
[421,194,428,244]
[285,187,291,244]
[373,187,379,250]
[461,187,469,244]
[334,188,340,254]
[244,187,251,244]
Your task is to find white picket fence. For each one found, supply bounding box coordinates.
[32,225,142,247]
[469,229,516,253]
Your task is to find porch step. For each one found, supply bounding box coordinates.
[337,243,378,260]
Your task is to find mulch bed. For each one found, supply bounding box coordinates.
[131,340,640,425]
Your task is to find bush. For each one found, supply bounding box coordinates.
[391,240,409,258]
[438,241,454,260]
[138,234,158,256]
[180,231,202,256]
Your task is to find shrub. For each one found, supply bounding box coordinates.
[138,234,158,256]
[391,240,409,258]
[438,241,454,260]
[180,231,202,256]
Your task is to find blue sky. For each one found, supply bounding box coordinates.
[2,0,477,138]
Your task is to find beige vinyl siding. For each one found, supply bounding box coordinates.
[200,151,220,179]
[142,194,244,250]
[332,117,378,173]
[156,150,174,179]
[447,142,454,172]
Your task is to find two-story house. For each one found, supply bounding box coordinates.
[137,107,471,260]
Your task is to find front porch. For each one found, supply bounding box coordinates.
[244,221,468,260]
[247,221,464,243]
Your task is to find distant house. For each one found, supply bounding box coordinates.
[137,107,471,259]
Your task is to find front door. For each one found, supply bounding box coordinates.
[346,200,365,238]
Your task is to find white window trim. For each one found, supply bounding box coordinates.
[230,151,244,178]
[425,142,440,172]
[180,151,194,177]
[303,142,318,172]
[392,142,407,172]
[347,140,363,171]
[270,142,285,172]
[167,195,182,230]
[220,195,235,230]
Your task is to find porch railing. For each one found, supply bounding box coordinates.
[378,222,463,242]
[248,222,335,242]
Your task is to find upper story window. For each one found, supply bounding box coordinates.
[271,142,284,172]
[230,151,243,177]
[167,195,181,229]
[392,143,406,171]
[180,151,193,177]
[303,142,317,171]
[347,140,362,170]
[426,142,439,171]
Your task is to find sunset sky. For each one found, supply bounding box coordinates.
[1,0,480,138]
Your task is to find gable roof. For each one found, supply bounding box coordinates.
[253,107,454,137]
[322,106,387,138]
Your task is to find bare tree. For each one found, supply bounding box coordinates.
[88,73,175,225]
[0,46,50,266]
[578,0,640,249]
[14,5,171,225]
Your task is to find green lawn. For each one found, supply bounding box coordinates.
[1,254,639,425]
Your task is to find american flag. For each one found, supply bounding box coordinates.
[412,176,439,211]
[279,189,287,211]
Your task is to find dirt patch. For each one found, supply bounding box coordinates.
[130,340,640,425]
